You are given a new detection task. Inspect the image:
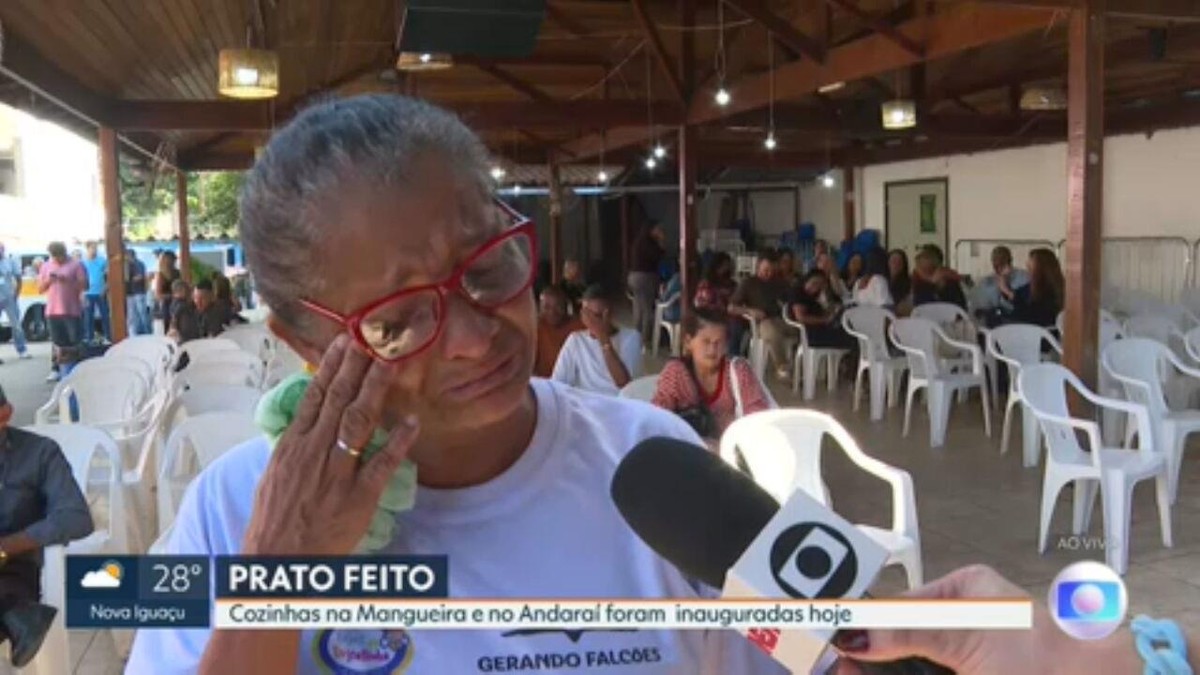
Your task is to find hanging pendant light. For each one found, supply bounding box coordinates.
[881,99,917,130]
[653,143,667,159]
[490,166,506,181]
[764,134,777,151]
[645,156,657,170]
[822,173,836,189]
[597,170,609,183]
[715,86,731,107]
[218,48,279,99]
[396,52,454,72]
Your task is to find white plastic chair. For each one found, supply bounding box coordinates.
[1103,338,1200,504]
[1018,364,1172,575]
[157,413,262,535]
[263,344,307,390]
[1186,326,1200,366]
[912,302,999,405]
[891,317,992,448]
[179,337,242,360]
[782,315,849,400]
[34,362,149,426]
[652,293,681,358]
[22,425,127,557]
[618,375,660,402]
[177,351,265,389]
[842,306,907,422]
[220,323,275,362]
[987,324,1063,468]
[719,409,923,588]
[179,385,263,417]
[743,314,768,382]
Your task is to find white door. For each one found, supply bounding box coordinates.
[886,179,948,256]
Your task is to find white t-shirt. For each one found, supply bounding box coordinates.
[126,379,790,675]
[551,328,642,396]
[851,275,893,308]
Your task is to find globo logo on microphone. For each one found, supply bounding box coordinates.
[769,523,858,599]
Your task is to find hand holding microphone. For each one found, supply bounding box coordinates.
[610,436,954,675]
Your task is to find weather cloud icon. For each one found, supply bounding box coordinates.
[80,561,124,589]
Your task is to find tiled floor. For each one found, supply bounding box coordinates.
[5,342,1200,673]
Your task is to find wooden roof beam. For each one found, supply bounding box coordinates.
[978,0,1200,22]
[630,0,687,103]
[822,0,924,56]
[723,0,827,62]
[472,63,557,104]
[561,2,1056,161]
[545,4,594,38]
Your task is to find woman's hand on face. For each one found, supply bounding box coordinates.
[834,565,1073,675]
[242,334,420,556]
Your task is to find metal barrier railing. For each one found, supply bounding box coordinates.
[1058,236,1193,304]
[952,239,1056,283]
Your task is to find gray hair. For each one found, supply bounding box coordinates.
[239,94,494,328]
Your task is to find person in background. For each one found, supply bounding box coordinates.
[0,383,94,668]
[816,251,849,301]
[125,248,151,336]
[805,239,830,274]
[887,249,913,316]
[694,251,736,316]
[974,245,1030,316]
[997,248,1063,327]
[167,279,199,342]
[728,253,790,379]
[193,279,230,338]
[833,564,1199,674]
[628,222,666,350]
[80,241,109,342]
[852,248,894,308]
[0,242,30,362]
[154,251,181,331]
[651,309,771,443]
[776,249,801,294]
[211,273,246,326]
[551,285,642,395]
[659,261,687,326]
[534,285,581,378]
[788,270,855,349]
[842,252,865,293]
[911,244,967,309]
[37,242,86,383]
[558,259,587,315]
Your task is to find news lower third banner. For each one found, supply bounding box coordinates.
[66,556,1033,631]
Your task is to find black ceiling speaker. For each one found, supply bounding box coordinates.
[397,1,546,59]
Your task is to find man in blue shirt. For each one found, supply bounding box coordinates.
[973,245,1030,314]
[81,241,109,342]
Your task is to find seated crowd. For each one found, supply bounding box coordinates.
[534,240,1066,443]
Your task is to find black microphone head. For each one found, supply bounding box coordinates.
[610,436,780,589]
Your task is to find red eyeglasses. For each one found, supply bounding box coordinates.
[299,200,537,363]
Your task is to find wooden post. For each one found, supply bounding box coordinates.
[842,165,856,242]
[548,159,564,285]
[1063,0,1105,391]
[679,124,697,322]
[177,171,192,284]
[99,127,127,342]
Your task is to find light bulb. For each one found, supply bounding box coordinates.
[490,166,506,180]
[512,184,522,195]
[645,157,657,169]
[764,134,777,150]
[822,174,835,188]
[653,144,667,159]
[715,88,731,106]
[597,170,609,183]
[420,53,432,63]
[890,108,906,124]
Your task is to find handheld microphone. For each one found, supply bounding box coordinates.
[611,436,954,675]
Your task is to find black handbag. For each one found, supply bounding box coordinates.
[675,359,717,438]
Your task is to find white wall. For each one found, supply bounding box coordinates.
[798,169,846,244]
[858,126,1200,244]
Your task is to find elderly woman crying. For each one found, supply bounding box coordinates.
[127,95,784,675]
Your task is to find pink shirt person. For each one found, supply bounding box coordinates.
[38,258,86,317]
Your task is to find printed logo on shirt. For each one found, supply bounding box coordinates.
[313,629,414,674]
[482,630,666,671]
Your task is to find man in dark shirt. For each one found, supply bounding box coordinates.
[627,223,666,349]
[0,384,94,666]
[125,248,151,336]
[911,244,968,309]
[728,254,790,378]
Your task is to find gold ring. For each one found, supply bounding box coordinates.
[335,439,363,459]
